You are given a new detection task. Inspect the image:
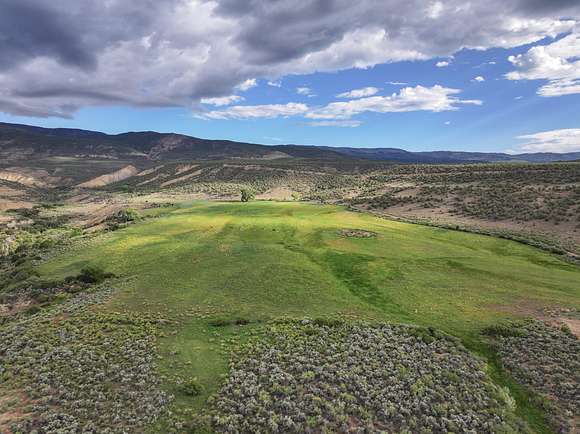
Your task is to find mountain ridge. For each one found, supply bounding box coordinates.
[1,121,578,164]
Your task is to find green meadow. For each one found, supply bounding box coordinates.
[38,201,580,431]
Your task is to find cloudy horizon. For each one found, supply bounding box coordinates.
[0,0,579,153]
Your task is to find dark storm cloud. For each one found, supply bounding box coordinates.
[213,0,373,65]
[0,0,94,70]
[15,87,131,103]
[0,98,77,118]
[213,0,350,64]
[515,0,580,14]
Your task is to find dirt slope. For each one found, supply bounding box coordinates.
[77,165,138,188]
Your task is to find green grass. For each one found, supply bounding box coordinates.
[38,201,580,431]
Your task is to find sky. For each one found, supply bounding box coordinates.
[0,0,579,153]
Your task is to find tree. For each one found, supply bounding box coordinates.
[240,188,255,202]
[116,208,141,223]
[105,208,142,231]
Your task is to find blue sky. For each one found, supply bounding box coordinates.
[1,1,579,153]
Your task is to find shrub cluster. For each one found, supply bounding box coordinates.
[0,265,114,324]
[490,319,580,433]
[1,210,80,291]
[181,377,204,397]
[75,265,114,284]
[208,320,527,433]
[0,288,171,433]
[347,163,580,232]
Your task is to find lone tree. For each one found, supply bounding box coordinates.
[240,188,255,202]
[116,208,141,223]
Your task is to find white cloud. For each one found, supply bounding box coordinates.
[198,84,480,121]
[308,120,362,127]
[267,80,282,87]
[517,128,580,152]
[200,95,244,106]
[506,32,580,96]
[336,87,380,99]
[386,81,408,85]
[236,78,258,92]
[473,75,485,82]
[296,87,315,96]
[427,1,444,19]
[198,102,309,120]
[306,85,481,120]
[537,79,580,97]
[444,120,451,125]
[436,61,450,67]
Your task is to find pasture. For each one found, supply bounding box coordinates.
[37,201,580,431]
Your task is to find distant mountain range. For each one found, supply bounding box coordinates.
[1,121,579,164]
[328,147,580,163]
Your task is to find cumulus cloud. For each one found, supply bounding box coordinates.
[473,76,486,82]
[506,32,580,96]
[308,120,362,127]
[0,0,578,117]
[336,87,380,98]
[200,95,244,106]
[306,85,481,120]
[436,61,450,67]
[517,128,580,152]
[197,102,309,119]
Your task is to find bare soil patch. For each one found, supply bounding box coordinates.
[0,391,33,432]
[339,228,377,238]
[256,186,295,200]
[160,168,203,187]
[77,165,138,188]
[0,201,33,212]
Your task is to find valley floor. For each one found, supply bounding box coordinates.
[1,201,579,433]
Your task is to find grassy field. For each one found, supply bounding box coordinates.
[37,201,580,431]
